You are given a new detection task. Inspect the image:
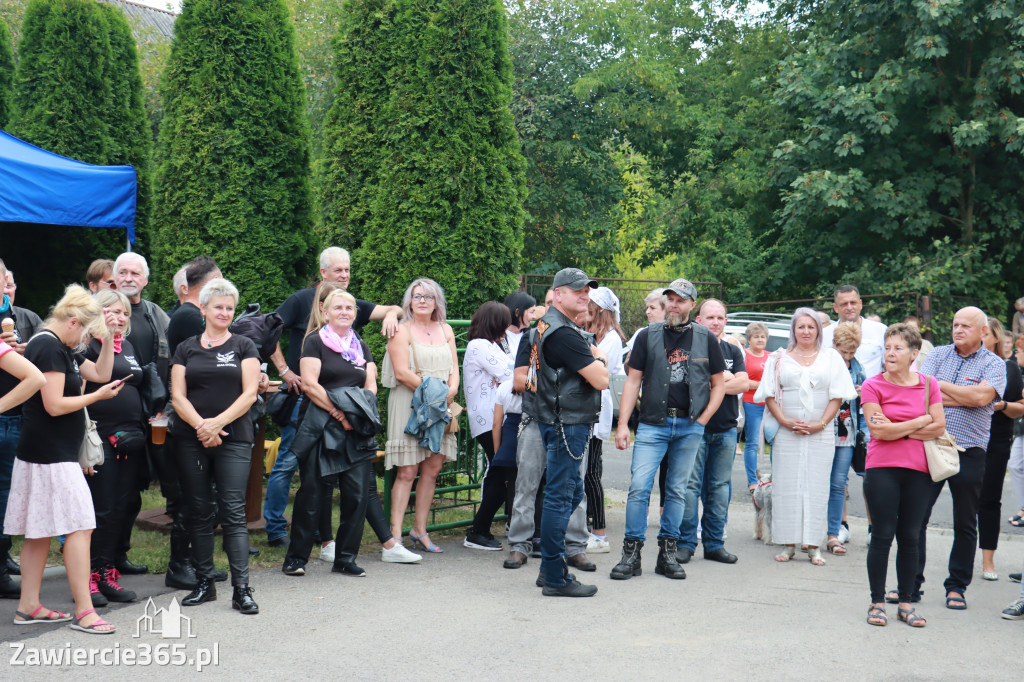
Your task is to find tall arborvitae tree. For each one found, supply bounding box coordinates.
[153,0,312,310]
[0,17,13,129]
[97,2,151,254]
[322,0,527,316]
[4,0,126,313]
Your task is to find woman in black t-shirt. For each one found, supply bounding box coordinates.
[83,289,148,605]
[8,285,123,633]
[284,289,378,577]
[170,278,260,614]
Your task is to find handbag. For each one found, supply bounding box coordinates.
[921,375,963,482]
[851,430,868,474]
[409,331,463,434]
[79,407,104,468]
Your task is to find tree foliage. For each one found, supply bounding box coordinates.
[153,0,313,310]
[0,16,12,129]
[3,0,150,314]
[771,0,1024,319]
[320,0,527,317]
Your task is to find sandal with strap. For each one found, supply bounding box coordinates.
[1009,513,1024,528]
[827,538,847,555]
[945,592,967,610]
[808,547,826,566]
[409,530,443,554]
[774,546,796,562]
[69,608,116,635]
[867,605,887,627]
[13,605,73,625]
[897,606,926,627]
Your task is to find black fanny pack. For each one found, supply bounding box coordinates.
[108,429,147,455]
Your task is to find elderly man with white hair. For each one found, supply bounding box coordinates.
[911,306,1005,611]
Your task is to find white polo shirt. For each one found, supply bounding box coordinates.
[822,316,887,378]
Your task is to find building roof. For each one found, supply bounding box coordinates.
[98,0,177,41]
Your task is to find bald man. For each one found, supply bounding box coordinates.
[912,307,1005,610]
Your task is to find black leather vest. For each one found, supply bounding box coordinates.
[527,307,601,425]
[639,321,711,425]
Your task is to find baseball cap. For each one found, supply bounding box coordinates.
[667,278,698,301]
[552,268,598,291]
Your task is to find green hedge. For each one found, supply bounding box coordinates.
[152,0,313,311]
[0,17,12,129]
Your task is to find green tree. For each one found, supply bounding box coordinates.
[0,16,12,128]
[322,0,527,316]
[506,0,621,274]
[153,0,312,310]
[771,0,1024,316]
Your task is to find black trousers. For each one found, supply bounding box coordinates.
[470,433,516,536]
[153,433,189,560]
[979,435,1013,551]
[584,439,605,530]
[178,439,252,585]
[863,467,933,603]
[364,463,392,544]
[915,446,986,596]
[86,441,144,569]
[287,449,370,566]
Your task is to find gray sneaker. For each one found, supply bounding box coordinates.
[1001,599,1024,620]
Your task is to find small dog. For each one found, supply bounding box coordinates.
[751,474,773,545]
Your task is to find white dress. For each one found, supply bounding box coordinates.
[754,348,857,545]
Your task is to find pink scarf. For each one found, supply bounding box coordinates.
[104,334,123,354]
[319,325,365,366]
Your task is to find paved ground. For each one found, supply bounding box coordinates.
[3,484,1023,679]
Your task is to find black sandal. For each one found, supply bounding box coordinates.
[945,592,967,610]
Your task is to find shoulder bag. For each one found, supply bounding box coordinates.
[921,375,962,482]
[79,407,104,468]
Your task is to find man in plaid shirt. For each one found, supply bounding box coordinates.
[914,307,1005,610]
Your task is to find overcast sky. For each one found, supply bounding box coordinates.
[133,0,181,12]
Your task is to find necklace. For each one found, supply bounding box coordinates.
[413,322,432,337]
[794,349,818,358]
[203,330,230,347]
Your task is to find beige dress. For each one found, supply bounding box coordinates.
[382,332,458,469]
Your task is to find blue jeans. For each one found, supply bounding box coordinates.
[0,415,21,542]
[741,402,764,486]
[263,397,303,541]
[624,417,705,542]
[538,422,590,588]
[828,445,854,537]
[679,428,738,552]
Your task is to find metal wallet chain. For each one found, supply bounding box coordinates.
[558,419,592,462]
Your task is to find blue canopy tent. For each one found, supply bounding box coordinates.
[0,130,138,244]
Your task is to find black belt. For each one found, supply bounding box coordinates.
[666,408,688,418]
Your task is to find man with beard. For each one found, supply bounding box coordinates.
[612,279,725,582]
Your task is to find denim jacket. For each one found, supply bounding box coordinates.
[404,377,450,453]
[847,357,865,439]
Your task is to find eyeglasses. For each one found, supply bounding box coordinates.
[412,294,435,302]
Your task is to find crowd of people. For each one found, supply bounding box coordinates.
[1,248,1023,633]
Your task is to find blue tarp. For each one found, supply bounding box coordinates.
[0,130,138,244]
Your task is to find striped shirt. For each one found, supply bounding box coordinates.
[921,343,1006,450]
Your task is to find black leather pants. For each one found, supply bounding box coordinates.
[178,439,252,585]
[287,450,369,566]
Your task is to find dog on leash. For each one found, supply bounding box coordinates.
[751,474,773,545]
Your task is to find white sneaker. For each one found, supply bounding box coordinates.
[319,541,336,563]
[381,542,422,563]
[587,534,610,553]
[837,523,851,544]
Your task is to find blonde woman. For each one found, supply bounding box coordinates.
[383,279,459,553]
[827,322,865,555]
[7,285,122,633]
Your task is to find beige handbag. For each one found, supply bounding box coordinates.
[921,376,962,482]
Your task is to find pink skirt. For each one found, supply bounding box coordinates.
[4,459,96,538]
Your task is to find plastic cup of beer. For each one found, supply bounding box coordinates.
[151,415,168,445]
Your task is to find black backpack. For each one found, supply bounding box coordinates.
[230,303,285,363]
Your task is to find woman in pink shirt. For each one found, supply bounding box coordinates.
[860,323,945,628]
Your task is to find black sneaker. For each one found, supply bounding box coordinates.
[282,559,305,576]
[89,571,109,607]
[1002,599,1024,620]
[97,566,136,602]
[332,561,367,577]
[464,530,502,551]
[531,539,542,558]
[542,579,598,597]
[1009,573,1022,584]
